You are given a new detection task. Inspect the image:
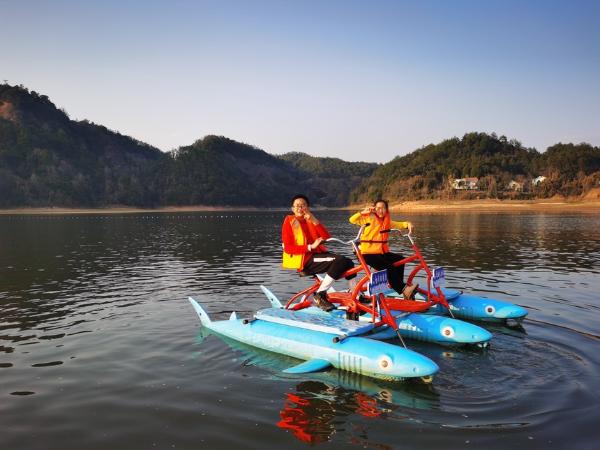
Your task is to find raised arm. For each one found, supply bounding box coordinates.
[390,219,413,233]
[349,206,373,225]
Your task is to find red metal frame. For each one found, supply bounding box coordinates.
[284,231,450,333]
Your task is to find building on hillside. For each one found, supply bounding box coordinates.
[508,180,524,191]
[451,177,479,190]
[532,176,547,186]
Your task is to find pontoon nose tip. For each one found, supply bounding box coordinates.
[412,358,439,377]
[472,327,493,342]
[496,304,528,319]
[452,321,492,343]
[479,325,493,340]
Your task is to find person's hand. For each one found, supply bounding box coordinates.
[304,210,319,224]
[311,237,324,249]
[361,205,374,215]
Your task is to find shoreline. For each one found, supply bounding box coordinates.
[0,205,269,215]
[386,198,600,213]
[1,198,600,215]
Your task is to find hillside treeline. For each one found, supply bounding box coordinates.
[351,133,600,203]
[0,84,375,207]
[0,84,164,207]
[279,152,378,206]
[1,84,598,208]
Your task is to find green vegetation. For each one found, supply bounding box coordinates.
[1,84,598,208]
[0,84,164,207]
[161,136,303,206]
[279,152,378,205]
[0,84,374,207]
[534,143,600,198]
[350,133,600,203]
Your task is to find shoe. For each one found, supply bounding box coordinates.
[358,294,371,305]
[345,311,359,321]
[402,284,419,300]
[313,291,335,312]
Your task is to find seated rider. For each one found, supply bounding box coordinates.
[349,199,418,299]
[282,194,354,312]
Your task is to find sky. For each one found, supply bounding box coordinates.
[2,0,599,162]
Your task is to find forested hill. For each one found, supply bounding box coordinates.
[162,141,379,207]
[0,84,375,207]
[0,84,165,207]
[351,133,600,203]
[279,152,379,206]
[161,136,304,206]
[2,84,598,208]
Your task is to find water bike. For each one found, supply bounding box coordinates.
[381,229,528,325]
[188,226,439,382]
[267,226,492,348]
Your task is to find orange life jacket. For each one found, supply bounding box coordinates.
[282,216,305,269]
[359,213,391,254]
[281,215,327,269]
[349,212,409,254]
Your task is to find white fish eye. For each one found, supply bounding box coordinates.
[442,326,455,338]
[485,305,496,315]
[378,355,393,371]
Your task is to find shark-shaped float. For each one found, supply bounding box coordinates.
[188,296,439,382]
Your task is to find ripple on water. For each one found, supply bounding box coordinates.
[408,320,596,433]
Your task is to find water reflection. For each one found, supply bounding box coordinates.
[207,330,440,444]
[278,381,393,445]
[409,212,600,274]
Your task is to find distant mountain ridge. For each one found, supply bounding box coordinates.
[0,83,376,207]
[1,83,598,208]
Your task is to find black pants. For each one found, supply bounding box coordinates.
[303,252,355,280]
[363,252,405,294]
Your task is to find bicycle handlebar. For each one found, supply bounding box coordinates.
[325,224,414,247]
[380,228,415,245]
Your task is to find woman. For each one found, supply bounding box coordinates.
[282,194,354,311]
[349,199,418,299]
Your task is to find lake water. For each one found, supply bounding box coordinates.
[0,210,598,449]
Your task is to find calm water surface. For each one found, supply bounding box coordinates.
[0,211,598,449]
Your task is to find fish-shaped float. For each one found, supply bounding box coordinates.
[188,297,438,382]
[432,288,528,323]
[276,285,493,346]
[385,288,528,324]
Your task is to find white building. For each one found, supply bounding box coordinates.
[451,177,479,190]
[508,180,524,191]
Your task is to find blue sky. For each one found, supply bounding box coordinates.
[2,0,599,162]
